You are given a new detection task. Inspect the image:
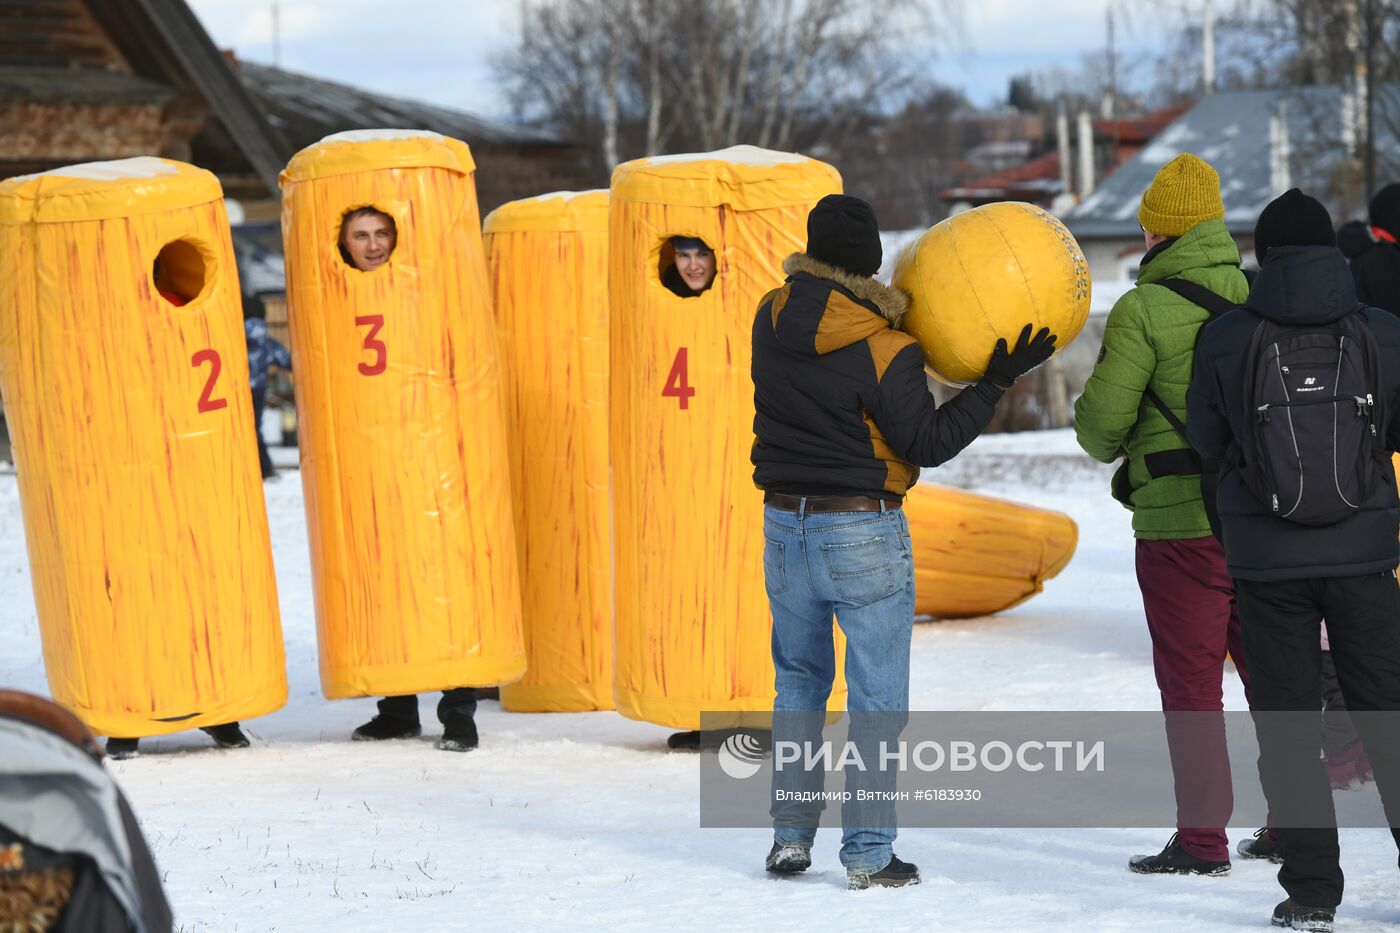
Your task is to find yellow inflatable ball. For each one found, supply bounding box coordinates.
[891,201,1091,386]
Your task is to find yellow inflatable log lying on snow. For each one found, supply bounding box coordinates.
[903,481,1077,619]
[609,145,845,730]
[281,131,525,699]
[484,191,614,712]
[0,158,285,736]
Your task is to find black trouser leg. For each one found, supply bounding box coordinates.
[1319,650,1361,756]
[437,688,477,724]
[377,695,420,723]
[1319,573,1400,856]
[252,385,273,478]
[1235,577,1342,908]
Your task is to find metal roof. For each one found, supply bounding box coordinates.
[237,62,568,155]
[1066,85,1400,240]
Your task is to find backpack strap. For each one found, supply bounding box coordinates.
[1140,278,1238,442]
[1155,278,1239,317]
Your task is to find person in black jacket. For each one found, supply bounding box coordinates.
[1186,189,1400,931]
[1341,183,1400,315]
[753,194,1054,890]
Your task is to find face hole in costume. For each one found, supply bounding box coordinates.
[338,206,398,272]
[152,239,207,307]
[658,235,716,298]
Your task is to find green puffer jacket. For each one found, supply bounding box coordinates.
[1073,219,1249,539]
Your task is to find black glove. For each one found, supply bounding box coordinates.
[984,323,1057,389]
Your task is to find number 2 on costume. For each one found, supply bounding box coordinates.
[191,348,228,413]
[662,347,695,410]
[356,314,387,376]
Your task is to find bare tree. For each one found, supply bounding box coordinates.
[495,0,956,176]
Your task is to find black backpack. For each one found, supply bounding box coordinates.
[1238,312,1386,525]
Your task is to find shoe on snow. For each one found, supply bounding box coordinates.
[437,714,478,752]
[201,723,251,749]
[1237,827,1284,864]
[105,738,139,760]
[765,842,811,875]
[848,854,920,890]
[352,715,422,742]
[1271,898,1334,932]
[667,730,701,750]
[1128,833,1230,876]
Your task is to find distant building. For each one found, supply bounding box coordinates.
[0,0,590,219]
[940,104,1187,215]
[1065,85,1400,288]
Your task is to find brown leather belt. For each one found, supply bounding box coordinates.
[764,493,900,513]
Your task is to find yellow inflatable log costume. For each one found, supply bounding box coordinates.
[903,482,1077,618]
[280,130,524,699]
[483,190,614,712]
[609,146,845,730]
[893,201,1092,386]
[0,157,285,736]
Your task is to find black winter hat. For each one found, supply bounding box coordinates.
[1368,183,1400,237]
[1253,188,1335,262]
[806,194,882,277]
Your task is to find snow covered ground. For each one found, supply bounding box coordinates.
[2,430,1398,932]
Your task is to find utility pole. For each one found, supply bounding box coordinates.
[1202,0,1216,95]
[1105,3,1118,119]
[272,2,281,67]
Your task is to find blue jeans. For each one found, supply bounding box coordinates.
[764,501,915,873]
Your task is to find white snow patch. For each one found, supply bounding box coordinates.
[3,434,1399,931]
[515,188,609,204]
[11,157,179,184]
[316,129,446,146]
[641,144,809,168]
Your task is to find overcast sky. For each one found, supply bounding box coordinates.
[185,0,1192,121]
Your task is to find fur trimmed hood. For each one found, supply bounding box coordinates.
[782,253,909,328]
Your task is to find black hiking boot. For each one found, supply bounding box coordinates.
[847,854,920,890]
[1271,898,1335,932]
[667,730,701,749]
[765,842,812,875]
[201,723,251,749]
[437,714,479,752]
[1128,833,1230,876]
[351,715,421,741]
[1237,827,1284,864]
[105,738,139,760]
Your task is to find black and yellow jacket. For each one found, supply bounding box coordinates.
[751,253,1005,501]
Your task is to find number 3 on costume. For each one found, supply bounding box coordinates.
[662,346,695,410]
[356,314,387,376]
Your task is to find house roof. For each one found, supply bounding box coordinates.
[1066,85,1400,240]
[941,150,1063,203]
[1092,104,1191,145]
[84,0,290,194]
[236,62,568,156]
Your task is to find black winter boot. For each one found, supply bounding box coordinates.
[1128,833,1230,876]
[352,715,421,741]
[1271,898,1335,931]
[1237,827,1284,863]
[201,723,251,749]
[765,842,811,875]
[105,738,139,760]
[437,714,478,752]
[847,854,920,890]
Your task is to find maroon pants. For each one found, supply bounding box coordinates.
[1136,536,1251,861]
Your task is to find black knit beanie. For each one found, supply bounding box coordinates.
[1254,188,1335,262]
[1368,183,1400,237]
[806,194,882,277]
